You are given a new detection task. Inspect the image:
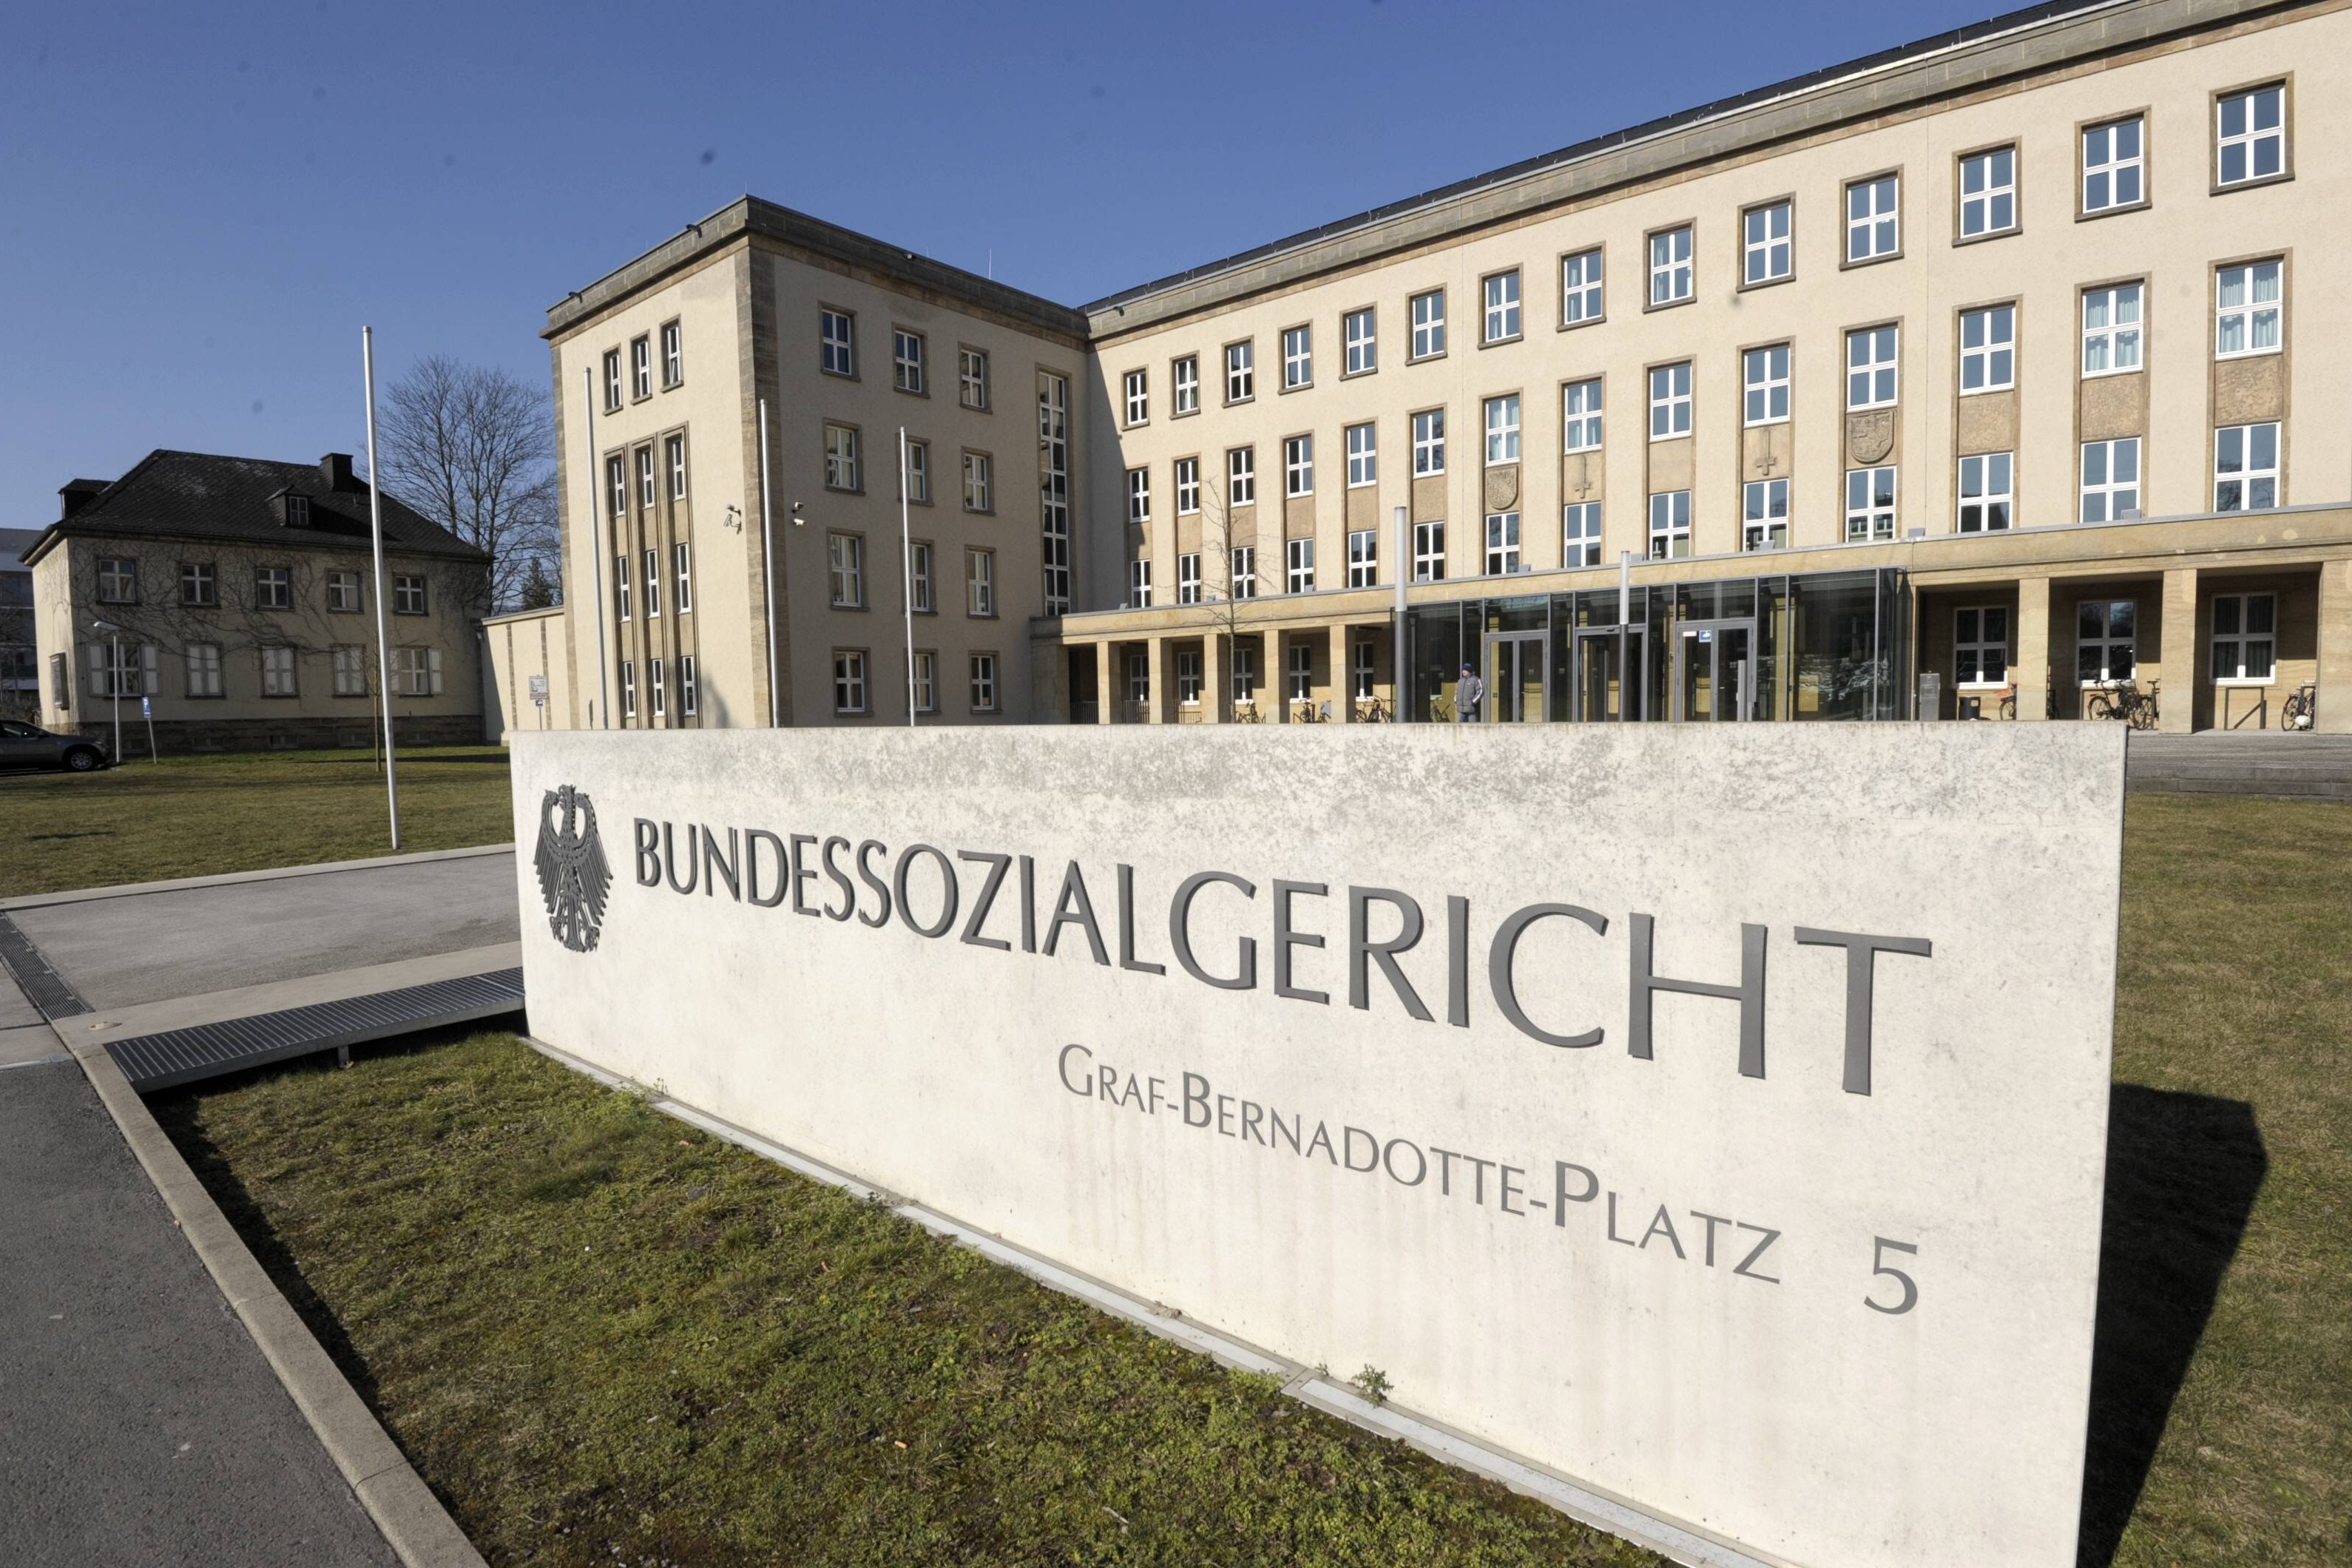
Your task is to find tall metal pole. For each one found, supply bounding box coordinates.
[361,327,401,848]
[760,397,780,727]
[109,632,121,761]
[583,367,610,729]
[899,425,916,726]
[1391,504,1408,722]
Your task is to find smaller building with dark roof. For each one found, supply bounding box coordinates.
[20,449,493,754]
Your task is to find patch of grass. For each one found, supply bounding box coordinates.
[0,747,512,895]
[158,1033,1657,1568]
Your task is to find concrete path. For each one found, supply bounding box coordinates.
[0,1058,398,1565]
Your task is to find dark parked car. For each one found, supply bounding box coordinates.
[0,720,107,772]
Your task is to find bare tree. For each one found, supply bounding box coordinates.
[375,356,557,612]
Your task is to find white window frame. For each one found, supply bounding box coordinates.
[1410,289,1446,359]
[1123,368,1149,425]
[908,541,933,615]
[1742,478,1788,550]
[1957,452,2015,533]
[1743,345,1789,426]
[1954,606,2012,689]
[893,328,925,394]
[828,531,865,607]
[1177,552,1202,604]
[1647,490,1691,560]
[1228,446,1255,507]
[2079,438,2142,522]
[1282,325,1312,388]
[1344,307,1376,375]
[834,650,868,714]
[638,447,656,509]
[1960,305,2015,393]
[1483,270,1521,342]
[1175,648,1201,707]
[1345,422,1376,487]
[2082,284,2143,376]
[1845,466,1897,541]
[603,349,623,410]
[2210,592,2277,683]
[256,565,292,611]
[186,642,223,697]
[1846,325,1898,410]
[621,660,636,717]
[1484,394,1521,464]
[1285,537,1314,595]
[1959,146,2017,238]
[909,650,936,716]
[649,655,666,718]
[679,654,698,717]
[324,570,357,613]
[962,450,992,513]
[1561,247,1604,324]
[1347,528,1377,588]
[1562,502,1601,567]
[1173,355,1200,415]
[959,347,989,409]
[1350,636,1376,701]
[1648,362,1692,440]
[2216,84,2285,189]
[1175,456,1200,515]
[260,644,298,697]
[1284,434,1314,497]
[666,433,688,500]
[2214,422,2280,512]
[2215,260,2282,359]
[661,321,683,386]
[1411,408,1445,475]
[1126,466,1151,524]
[969,652,999,714]
[1286,640,1313,702]
[2078,600,2138,686]
[1413,521,1446,582]
[631,336,652,399]
[903,439,928,505]
[820,308,855,376]
[1561,378,1602,452]
[1225,340,1254,403]
[1483,511,1521,575]
[1229,547,1256,599]
[97,557,138,604]
[1231,643,1259,702]
[1845,174,1899,262]
[2081,116,2145,214]
[1743,202,1791,284]
[967,548,996,618]
[1129,557,1152,609]
[1648,226,1693,305]
[614,554,630,622]
[825,424,860,490]
[182,561,217,607]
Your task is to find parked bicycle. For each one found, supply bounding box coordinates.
[1294,699,1331,723]
[2086,677,2160,730]
[2281,683,2317,731]
[1995,684,2018,720]
[1230,700,1260,724]
[1428,695,1457,723]
[1354,695,1393,723]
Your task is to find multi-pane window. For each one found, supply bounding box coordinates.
[909,541,933,614]
[970,652,1000,713]
[1034,376,1077,616]
[2216,84,2285,187]
[186,643,223,697]
[1413,521,1446,582]
[1126,650,1151,705]
[828,532,865,606]
[1230,546,1256,599]
[1228,447,1256,506]
[962,450,992,512]
[393,575,427,615]
[667,433,689,499]
[1232,643,1259,703]
[1483,271,1521,342]
[1412,408,1446,474]
[959,347,989,408]
[1178,648,1205,707]
[834,650,868,714]
[1646,490,1691,558]
[1958,453,2015,533]
[909,651,936,715]
[1649,362,1692,439]
[2211,592,2277,682]
[2082,284,2144,375]
[1123,368,1149,424]
[825,425,859,490]
[256,565,292,609]
[674,541,695,612]
[1287,641,1314,703]
[661,320,683,387]
[641,548,661,618]
[1955,606,2011,688]
[903,439,929,504]
[1562,379,1602,452]
[1484,394,1521,464]
[1846,175,1899,261]
[679,654,697,717]
[821,308,855,376]
[2214,422,2281,511]
[1350,637,1376,702]
[2078,601,2137,685]
[2080,439,2142,521]
[394,647,441,698]
[603,349,623,411]
[893,329,925,394]
[1563,503,1602,567]
[1959,146,2017,237]
[2082,116,2145,213]
[638,446,657,508]
[631,336,652,399]
[607,456,626,521]
[1960,305,2016,393]
[1743,202,1792,283]
[1742,479,1789,550]
[1173,355,1199,415]
[1126,466,1151,523]
[2215,261,2282,358]
[1283,325,1312,388]
[1284,435,1314,496]
[1847,326,1898,409]
[1346,423,1376,487]
[649,656,666,719]
[621,660,636,718]
[1178,552,1202,604]
[1344,308,1376,374]
[1128,558,1153,609]
[1285,538,1315,594]
[260,645,297,697]
[1845,467,1896,541]
[89,640,143,699]
[1743,345,1790,425]
[967,548,996,617]
[1175,456,1200,513]
[1225,340,1254,402]
[1648,226,1693,305]
[1483,512,1521,575]
[97,558,137,603]
[1347,528,1377,588]
[1410,289,1446,358]
[1561,247,1604,323]
[615,555,630,621]
[181,561,217,606]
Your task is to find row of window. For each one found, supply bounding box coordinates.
[820,425,1000,512]
[816,648,1001,717]
[94,558,430,615]
[600,320,687,412]
[604,434,694,514]
[822,534,999,616]
[1952,589,2279,692]
[1116,84,2286,424]
[817,308,996,409]
[615,654,700,720]
[84,641,445,699]
[612,542,695,622]
[1118,638,1381,709]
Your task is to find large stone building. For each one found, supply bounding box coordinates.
[21,451,492,754]
[527,0,2350,735]
[1,528,36,722]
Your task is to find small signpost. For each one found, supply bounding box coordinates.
[139,692,157,762]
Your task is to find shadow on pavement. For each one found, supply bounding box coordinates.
[2077,1082,2266,1567]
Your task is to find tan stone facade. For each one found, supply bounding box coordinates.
[547,0,2352,737]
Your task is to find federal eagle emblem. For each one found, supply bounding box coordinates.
[533,784,612,953]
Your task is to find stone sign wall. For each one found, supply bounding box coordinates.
[513,724,2123,1567]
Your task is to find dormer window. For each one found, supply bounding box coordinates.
[283,493,311,527]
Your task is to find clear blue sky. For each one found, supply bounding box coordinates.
[2,0,2001,530]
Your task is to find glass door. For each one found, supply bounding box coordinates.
[1484,632,1547,722]
[1572,626,1649,721]
[1675,618,1757,720]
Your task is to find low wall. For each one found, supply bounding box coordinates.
[513,724,2123,1568]
[65,713,485,756]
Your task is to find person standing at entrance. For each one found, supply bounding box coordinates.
[1456,662,1484,723]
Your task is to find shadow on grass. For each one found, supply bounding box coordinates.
[2078,1082,2267,1567]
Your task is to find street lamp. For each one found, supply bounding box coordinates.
[87,618,121,763]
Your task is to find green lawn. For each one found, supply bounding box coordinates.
[152,793,2350,1566]
[0,747,513,896]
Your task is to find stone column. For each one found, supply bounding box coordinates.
[2014,577,2051,723]
[1205,631,1230,724]
[2158,567,2198,733]
[1329,624,1353,722]
[1146,636,1169,724]
[2319,558,2352,734]
[1095,641,1115,724]
[1272,633,1290,723]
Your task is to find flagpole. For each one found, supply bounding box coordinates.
[584,366,610,729]
[899,425,916,727]
[362,326,401,848]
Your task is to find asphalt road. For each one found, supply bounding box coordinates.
[0,1059,396,1566]
[9,851,518,1008]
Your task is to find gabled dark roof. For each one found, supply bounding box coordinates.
[21,450,490,567]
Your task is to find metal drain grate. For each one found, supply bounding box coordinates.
[104,967,526,1092]
[0,913,89,1020]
